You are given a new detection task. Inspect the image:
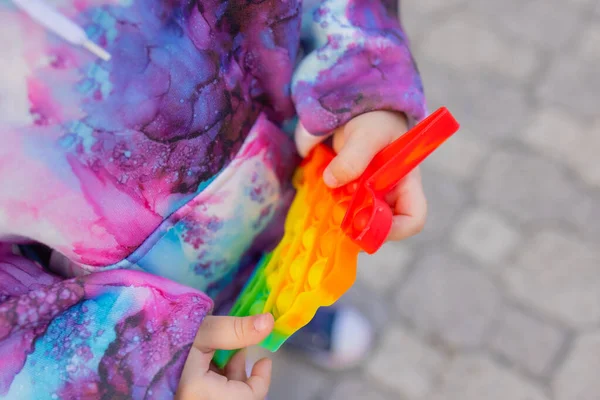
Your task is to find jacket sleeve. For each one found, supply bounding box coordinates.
[293,0,426,136]
[0,245,213,399]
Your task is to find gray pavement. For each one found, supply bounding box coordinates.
[267,0,600,398]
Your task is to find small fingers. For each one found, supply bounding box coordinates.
[225,349,248,382]
[178,331,273,400]
[386,168,427,241]
[246,358,273,399]
[176,347,207,399]
[323,111,408,188]
[207,358,272,400]
[323,126,388,187]
[194,314,274,353]
[179,358,272,400]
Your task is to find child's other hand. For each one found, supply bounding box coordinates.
[295,111,426,242]
[176,314,275,400]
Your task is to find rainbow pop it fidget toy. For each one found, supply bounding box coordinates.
[213,107,460,368]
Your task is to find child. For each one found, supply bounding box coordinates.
[0,0,427,398]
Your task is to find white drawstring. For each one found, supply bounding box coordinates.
[12,0,111,61]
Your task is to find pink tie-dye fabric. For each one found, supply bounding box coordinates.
[0,0,425,397]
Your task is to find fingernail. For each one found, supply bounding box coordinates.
[323,168,338,188]
[253,314,270,331]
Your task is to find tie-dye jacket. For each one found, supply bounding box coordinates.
[0,0,425,398]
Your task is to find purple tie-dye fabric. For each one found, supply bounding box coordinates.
[0,0,424,397]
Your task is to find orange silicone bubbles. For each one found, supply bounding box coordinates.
[212,107,460,369]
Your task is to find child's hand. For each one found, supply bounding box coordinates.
[176,314,275,400]
[295,111,427,242]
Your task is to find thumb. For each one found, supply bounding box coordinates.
[323,112,401,188]
[192,314,274,370]
[194,314,274,353]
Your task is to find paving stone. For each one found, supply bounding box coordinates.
[267,351,328,400]
[452,207,521,267]
[488,306,566,377]
[418,62,532,142]
[407,167,468,246]
[537,50,600,117]
[357,242,413,292]
[570,120,600,188]
[522,107,586,162]
[366,325,447,399]
[340,283,392,332]
[579,23,600,63]
[523,107,600,188]
[329,377,399,400]
[424,130,490,181]
[574,128,598,189]
[401,0,467,41]
[396,250,501,349]
[553,331,600,400]
[476,149,595,229]
[404,0,467,15]
[503,230,600,328]
[420,16,539,80]
[429,355,549,400]
[472,0,584,50]
[576,191,600,243]
[569,0,597,6]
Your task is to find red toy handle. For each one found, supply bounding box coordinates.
[341,107,460,253]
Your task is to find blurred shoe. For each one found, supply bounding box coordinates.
[283,305,374,370]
